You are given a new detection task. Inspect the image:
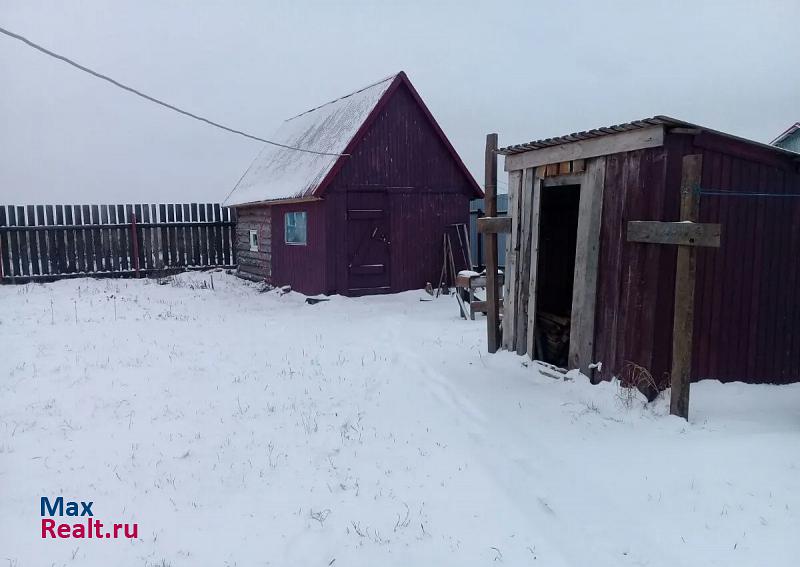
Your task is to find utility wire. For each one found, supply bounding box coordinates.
[699,188,800,198]
[0,25,348,157]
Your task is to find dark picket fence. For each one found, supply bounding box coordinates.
[0,203,237,283]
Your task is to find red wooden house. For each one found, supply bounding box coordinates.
[224,72,482,296]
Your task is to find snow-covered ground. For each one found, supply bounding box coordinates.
[1,272,798,566]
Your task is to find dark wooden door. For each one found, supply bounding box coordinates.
[346,192,391,295]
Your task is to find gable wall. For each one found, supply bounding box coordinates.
[324,82,476,294]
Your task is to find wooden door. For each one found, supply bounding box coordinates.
[346,192,391,295]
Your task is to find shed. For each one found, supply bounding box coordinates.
[495,116,800,388]
[224,72,482,296]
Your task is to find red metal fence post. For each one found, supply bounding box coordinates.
[130,212,140,277]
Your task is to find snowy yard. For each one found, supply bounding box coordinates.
[1,272,799,566]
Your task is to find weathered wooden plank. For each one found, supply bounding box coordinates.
[198,204,208,265]
[477,216,511,234]
[36,205,49,274]
[190,203,201,266]
[117,205,129,271]
[505,125,665,171]
[542,173,584,188]
[0,206,9,280]
[229,207,238,265]
[63,206,75,273]
[27,205,41,275]
[670,154,703,419]
[73,205,86,273]
[568,157,606,374]
[220,206,231,265]
[502,170,522,350]
[182,204,192,266]
[157,204,168,268]
[107,205,119,273]
[167,204,178,267]
[627,221,721,247]
[174,203,186,267]
[213,203,223,265]
[90,204,102,272]
[484,133,501,353]
[81,205,94,272]
[142,205,157,270]
[525,168,544,358]
[45,205,59,275]
[515,167,535,356]
[99,205,110,272]
[132,204,144,271]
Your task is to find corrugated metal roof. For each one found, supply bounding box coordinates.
[498,115,800,159]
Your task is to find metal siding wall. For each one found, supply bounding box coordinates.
[389,192,470,292]
[332,83,474,191]
[594,133,800,386]
[270,201,327,295]
[692,145,800,384]
[327,81,475,295]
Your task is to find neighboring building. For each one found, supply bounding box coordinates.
[497,116,800,387]
[224,72,482,296]
[772,122,800,152]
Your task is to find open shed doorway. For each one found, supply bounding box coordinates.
[535,183,580,367]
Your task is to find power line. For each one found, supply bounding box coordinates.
[699,188,800,198]
[0,25,348,157]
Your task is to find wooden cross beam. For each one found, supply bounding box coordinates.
[626,154,720,420]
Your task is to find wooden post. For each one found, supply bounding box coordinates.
[130,212,141,278]
[627,155,718,419]
[484,133,501,352]
[670,154,702,419]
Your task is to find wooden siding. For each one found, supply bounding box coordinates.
[593,131,800,387]
[593,146,674,386]
[235,206,271,281]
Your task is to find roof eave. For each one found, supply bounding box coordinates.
[226,196,323,208]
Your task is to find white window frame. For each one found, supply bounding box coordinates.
[284,211,308,246]
[248,229,259,252]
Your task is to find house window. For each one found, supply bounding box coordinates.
[248,229,259,252]
[285,211,307,245]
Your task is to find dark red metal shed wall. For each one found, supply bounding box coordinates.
[270,200,327,295]
[593,131,800,387]
[691,133,800,384]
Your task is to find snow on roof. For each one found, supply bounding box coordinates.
[224,74,398,207]
[771,122,800,145]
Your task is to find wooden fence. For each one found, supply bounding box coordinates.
[0,203,237,283]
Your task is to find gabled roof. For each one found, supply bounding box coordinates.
[498,115,800,160]
[225,72,481,207]
[771,122,800,146]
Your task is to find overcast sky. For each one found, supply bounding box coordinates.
[1,0,797,204]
